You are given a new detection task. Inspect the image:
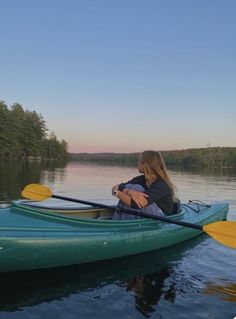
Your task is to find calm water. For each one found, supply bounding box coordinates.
[0,161,236,319]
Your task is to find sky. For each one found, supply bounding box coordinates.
[0,0,235,153]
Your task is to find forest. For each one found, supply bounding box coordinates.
[2,99,235,167]
[0,101,69,160]
[71,147,236,168]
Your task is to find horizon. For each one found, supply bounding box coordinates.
[1,1,235,153]
[70,145,235,154]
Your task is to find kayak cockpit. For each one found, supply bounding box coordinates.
[12,200,114,220]
[12,200,188,222]
[11,199,220,223]
[44,207,113,219]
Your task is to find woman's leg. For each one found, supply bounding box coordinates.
[112,184,164,220]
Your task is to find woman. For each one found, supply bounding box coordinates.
[112,150,181,219]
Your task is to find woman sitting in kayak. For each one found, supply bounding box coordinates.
[112,150,181,219]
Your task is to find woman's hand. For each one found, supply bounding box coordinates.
[129,190,149,208]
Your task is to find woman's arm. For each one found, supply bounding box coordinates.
[118,175,145,191]
[115,188,149,208]
[128,189,149,208]
[112,175,148,208]
[115,190,132,207]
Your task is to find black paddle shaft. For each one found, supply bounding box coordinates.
[52,194,203,231]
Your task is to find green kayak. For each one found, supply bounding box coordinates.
[0,200,228,273]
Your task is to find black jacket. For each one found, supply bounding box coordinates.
[118,175,181,215]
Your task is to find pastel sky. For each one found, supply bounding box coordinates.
[0,0,235,153]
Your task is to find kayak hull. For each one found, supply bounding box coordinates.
[0,201,229,273]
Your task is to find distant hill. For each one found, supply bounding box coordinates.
[71,147,236,168]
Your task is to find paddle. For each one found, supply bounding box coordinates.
[21,184,236,249]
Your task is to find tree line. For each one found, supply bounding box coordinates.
[0,101,69,160]
[71,147,236,168]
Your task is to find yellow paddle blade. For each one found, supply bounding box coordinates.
[22,184,52,201]
[203,221,236,249]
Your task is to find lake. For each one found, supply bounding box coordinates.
[0,161,236,319]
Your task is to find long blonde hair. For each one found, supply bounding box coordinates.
[139,150,176,199]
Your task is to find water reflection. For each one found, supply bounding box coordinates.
[169,165,236,178]
[0,160,68,201]
[70,160,236,176]
[205,281,236,302]
[0,236,202,314]
[0,161,236,318]
[122,267,176,317]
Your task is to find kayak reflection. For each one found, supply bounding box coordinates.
[0,235,205,313]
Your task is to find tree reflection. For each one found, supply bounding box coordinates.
[0,160,67,201]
